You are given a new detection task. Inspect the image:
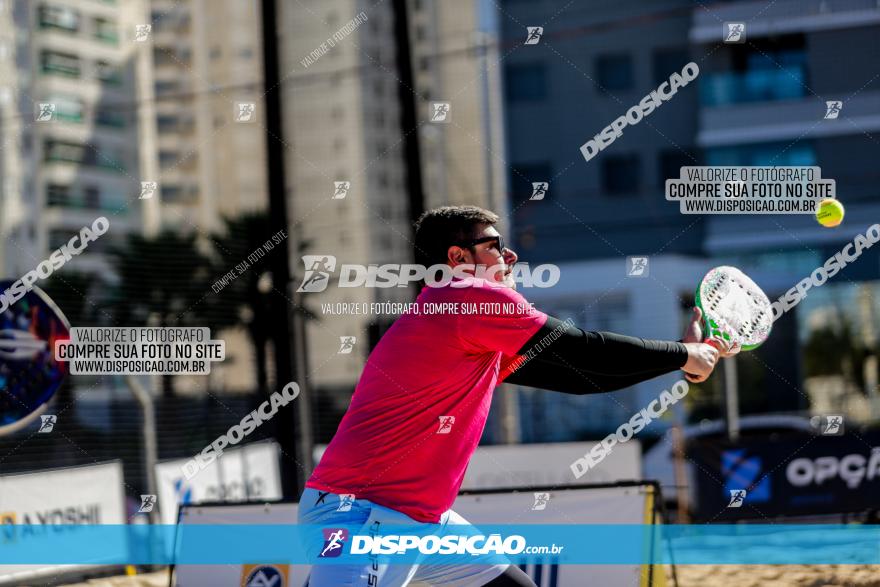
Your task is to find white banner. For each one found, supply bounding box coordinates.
[453,484,655,587]
[0,462,127,586]
[155,442,282,525]
[175,502,307,587]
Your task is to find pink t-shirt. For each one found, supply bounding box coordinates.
[306,277,548,522]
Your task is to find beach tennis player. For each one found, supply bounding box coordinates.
[299,205,727,586]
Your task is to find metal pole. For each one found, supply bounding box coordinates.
[260,0,313,496]
[126,376,159,525]
[671,424,690,523]
[391,0,425,269]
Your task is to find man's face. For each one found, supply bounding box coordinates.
[447,224,519,288]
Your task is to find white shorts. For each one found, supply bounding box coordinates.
[298,488,508,587]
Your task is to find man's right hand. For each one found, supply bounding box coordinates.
[682,342,720,383]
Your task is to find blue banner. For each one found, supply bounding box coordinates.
[2,524,880,565]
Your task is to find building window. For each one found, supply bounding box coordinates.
[93,17,118,44]
[158,150,179,168]
[44,141,122,171]
[652,47,689,85]
[595,53,633,92]
[41,50,80,78]
[95,60,122,85]
[153,47,171,65]
[45,139,84,164]
[510,162,552,202]
[161,185,195,203]
[83,186,99,208]
[601,154,640,195]
[39,5,80,33]
[95,107,126,128]
[505,63,546,102]
[706,142,815,167]
[157,114,179,132]
[703,40,807,106]
[155,80,179,95]
[48,94,84,123]
[658,149,698,186]
[46,183,71,207]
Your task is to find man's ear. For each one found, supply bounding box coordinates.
[447,246,467,265]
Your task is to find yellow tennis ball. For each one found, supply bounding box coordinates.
[816,199,845,228]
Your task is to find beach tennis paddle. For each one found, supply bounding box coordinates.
[0,282,71,435]
[694,266,773,355]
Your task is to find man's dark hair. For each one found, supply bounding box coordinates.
[413,205,500,266]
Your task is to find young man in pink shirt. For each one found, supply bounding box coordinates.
[299,206,723,586]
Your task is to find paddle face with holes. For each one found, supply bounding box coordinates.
[695,266,772,352]
[0,282,70,435]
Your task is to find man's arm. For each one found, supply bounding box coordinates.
[500,315,701,394]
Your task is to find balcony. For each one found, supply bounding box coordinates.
[698,89,880,146]
[691,0,880,42]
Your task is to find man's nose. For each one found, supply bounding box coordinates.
[503,247,518,265]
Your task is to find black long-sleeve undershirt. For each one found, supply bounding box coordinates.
[502,315,688,394]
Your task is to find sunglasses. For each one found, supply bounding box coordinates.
[458,235,506,254]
